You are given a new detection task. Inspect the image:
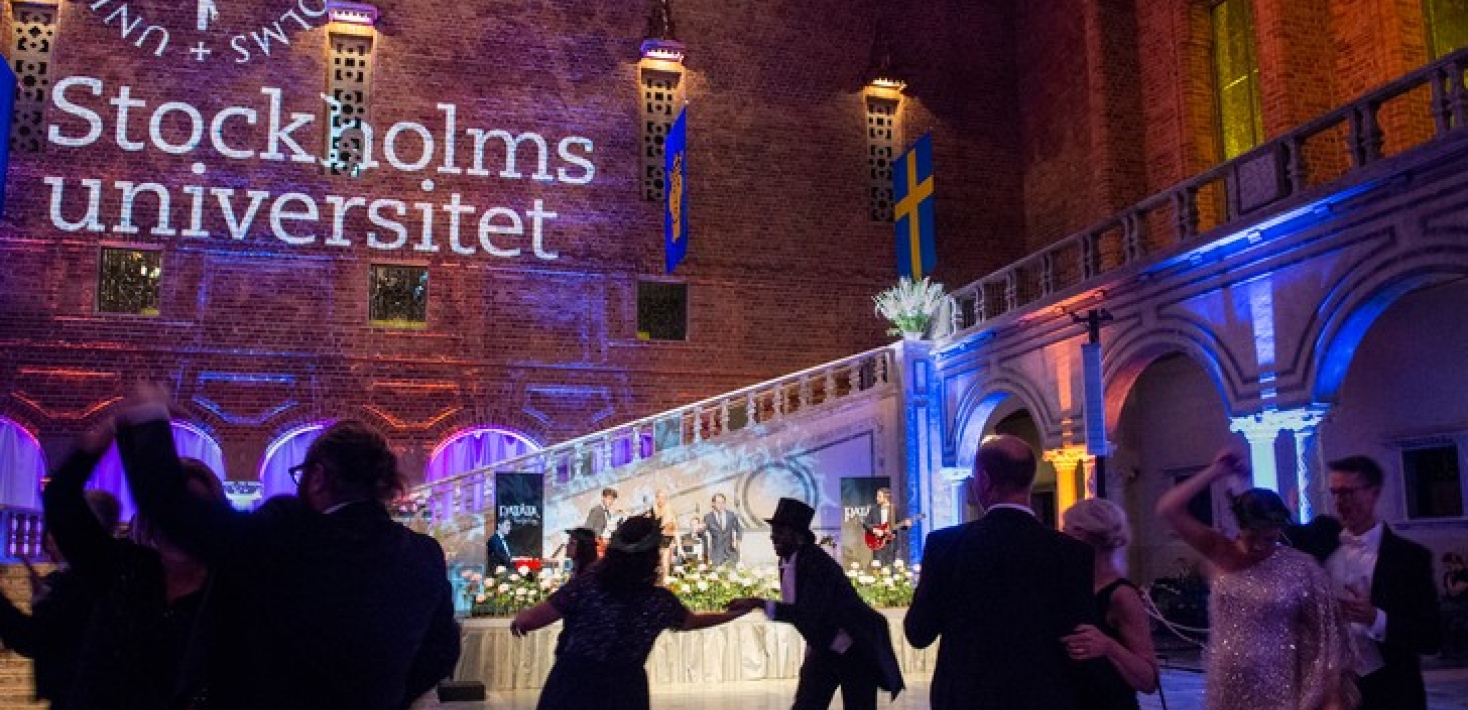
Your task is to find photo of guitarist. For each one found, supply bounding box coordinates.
[863,488,920,567]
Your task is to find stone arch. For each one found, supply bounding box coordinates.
[950,371,1056,466]
[1102,317,1241,433]
[0,415,47,509]
[1308,252,1468,402]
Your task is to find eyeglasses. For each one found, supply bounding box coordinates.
[1328,484,1376,499]
[288,463,311,486]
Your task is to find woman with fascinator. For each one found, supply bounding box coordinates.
[512,515,752,710]
[1158,449,1356,710]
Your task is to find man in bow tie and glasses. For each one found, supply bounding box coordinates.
[1294,455,1441,710]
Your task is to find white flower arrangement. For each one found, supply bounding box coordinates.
[873,277,946,338]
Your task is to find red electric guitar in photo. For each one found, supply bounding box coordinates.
[864,514,925,551]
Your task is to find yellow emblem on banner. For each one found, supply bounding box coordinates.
[669,153,685,242]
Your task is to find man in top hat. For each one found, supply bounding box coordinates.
[729,498,903,710]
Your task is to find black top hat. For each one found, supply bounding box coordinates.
[765,498,815,531]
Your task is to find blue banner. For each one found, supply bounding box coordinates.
[664,107,689,274]
[893,133,936,280]
[0,61,15,218]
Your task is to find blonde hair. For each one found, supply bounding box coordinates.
[1062,498,1131,550]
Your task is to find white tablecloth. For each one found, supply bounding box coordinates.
[456,609,936,690]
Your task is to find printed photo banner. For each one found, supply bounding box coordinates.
[839,476,889,565]
[494,472,544,559]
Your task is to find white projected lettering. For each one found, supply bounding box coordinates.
[42,77,593,261]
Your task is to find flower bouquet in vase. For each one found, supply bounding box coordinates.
[873,277,946,340]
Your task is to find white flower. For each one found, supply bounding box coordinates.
[494,566,507,575]
[514,588,528,597]
[517,565,531,576]
[858,575,875,585]
[913,564,922,573]
[893,560,905,569]
[474,593,487,603]
[873,277,946,335]
[696,581,709,591]
[470,573,484,583]
[871,560,882,568]
[846,570,858,578]
[848,561,860,570]
[497,583,510,593]
[883,578,895,587]
[509,574,522,582]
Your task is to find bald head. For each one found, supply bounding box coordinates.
[971,434,1038,508]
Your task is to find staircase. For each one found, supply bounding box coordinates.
[403,345,902,566]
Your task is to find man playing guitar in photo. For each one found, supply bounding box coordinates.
[863,487,921,567]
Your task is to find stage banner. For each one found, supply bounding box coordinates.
[664,106,689,274]
[494,472,545,559]
[840,477,891,565]
[893,132,936,280]
[0,61,14,216]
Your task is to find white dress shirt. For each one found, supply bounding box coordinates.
[1325,522,1388,675]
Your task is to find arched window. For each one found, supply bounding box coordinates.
[92,421,226,521]
[1425,0,1468,58]
[425,427,540,482]
[1212,0,1264,159]
[0,417,47,509]
[258,422,332,503]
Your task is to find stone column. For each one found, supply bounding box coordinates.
[1229,407,1330,520]
[1043,445,1094,519]
[896,340,938,563]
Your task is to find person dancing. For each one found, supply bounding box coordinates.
[1158,449,1356,710]
[512,516,750,710]
[1060,498,1158,710]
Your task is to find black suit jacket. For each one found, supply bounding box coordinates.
[486,533,514,571]
[118,417,460,710]
[1291,516,1441,710]
[905,507,1095,710]
[771,542,904,698]
[584,505,614,537]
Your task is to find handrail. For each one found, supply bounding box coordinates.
[947,46,1468,334]
[407,345,898,521]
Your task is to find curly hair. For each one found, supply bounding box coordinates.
[1063,498,1131,550]
[305,420,404,503]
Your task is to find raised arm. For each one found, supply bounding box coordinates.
[41,433,116,588]
[1156,450,1244,569]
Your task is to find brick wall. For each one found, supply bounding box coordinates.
[0,0,1024,481]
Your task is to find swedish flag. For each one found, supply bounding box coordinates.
[664,107,689,274]
[893,133,936,280]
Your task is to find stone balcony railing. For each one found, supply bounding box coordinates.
[406,346,896,521]
[0,507,46,563]
[947,45,1468,333]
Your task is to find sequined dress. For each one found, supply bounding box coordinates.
[1204,546,1354,710]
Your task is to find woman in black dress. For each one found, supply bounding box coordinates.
[513,515,751,710]
[1060,497,1159,710]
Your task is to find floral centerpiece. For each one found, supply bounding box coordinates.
[873,277,946,339]
[463,564,567,617]
[665,564,781,612]
[847,559,918,608]
[462,560,920,617]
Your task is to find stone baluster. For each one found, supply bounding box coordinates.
[745,391,757,425]
[631,425,644,461]
[823,368,836,405]
[600,436,613,473]
[1122,212,1143,263]
[1040,251,1056,296]
[573,443,586,479]
[719,399,731,434]
[774,384,786,420]
[799,376,812,410]
[1173,187,1198,240]
[1284,137,1307,194]
[1432,66,1453,136]
[845,363,859,396]
[691,407,703,444]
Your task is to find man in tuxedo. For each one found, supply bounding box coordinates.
[583,487,620,553]
[114,388,459,710]
[1295,455,1441,710]
[486,518,514,572]
[729,498,903,710]
[904,434,1094,710]
[701,493,742,566]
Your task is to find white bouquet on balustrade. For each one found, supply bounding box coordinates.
[873,277,946,338]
